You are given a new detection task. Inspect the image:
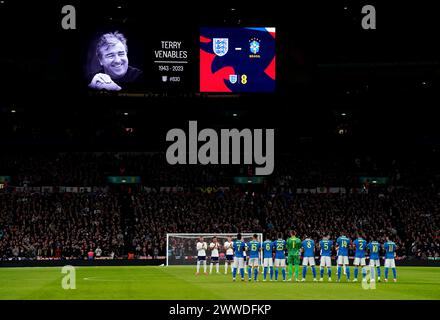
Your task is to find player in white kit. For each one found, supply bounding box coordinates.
[224,236,234,274]
[196,236,208,276]
[209,237,221,274]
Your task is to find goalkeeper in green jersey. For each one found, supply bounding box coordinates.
[286,230,302,281]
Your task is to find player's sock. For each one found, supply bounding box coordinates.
[377,267,381,278]
[385,267,389,280]
[282,268,286,280]
[320,267,324,279]
[302,266,307,279]
[210,263,213,273]
[337,266,342,280]
[232,266,237,279]
[216,263,219,273]
[203,261,207,273]
[275,269,279,280]
[312,266,316,279]
[225,262,228,274]
[362,267,367,280]
[197,261,200,273]
[288,264,293,279]
[270,267,274,280]
[295,265,299,280]
[328,267,332,278]
[392,268,397,279]
[346,266,350,280]
[370,266,375,279]
[263,267,267,280]
[248,266,252,280]
[254,267,258,281]
[240,268,245,279]
[354,267,359,280]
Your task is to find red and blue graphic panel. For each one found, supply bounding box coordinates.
[200,27,276,93]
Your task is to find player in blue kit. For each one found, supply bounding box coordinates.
[301,236,317,281]
[247,234,261,282]
[353,235,368,282]
[383,237,397,282]
[319,235,333,281]
[336,234,351,282]
[272,233,287,281]
[367,239,381,282]
[232,233,246,281]
[262,236,274,281]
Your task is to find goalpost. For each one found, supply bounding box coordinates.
[166,233,264,267]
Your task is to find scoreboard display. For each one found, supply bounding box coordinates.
[200,27,276,93]
[84,25,275,94]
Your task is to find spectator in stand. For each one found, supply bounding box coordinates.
[95,246,102,258]
[88,249,94,260]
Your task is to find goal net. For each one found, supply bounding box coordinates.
[166,233,263,266]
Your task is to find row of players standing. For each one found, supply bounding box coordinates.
[196,231,398,282]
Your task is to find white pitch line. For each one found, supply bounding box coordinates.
[4,278,62,281]
[83,277,141,282]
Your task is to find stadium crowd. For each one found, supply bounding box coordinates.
[1,151,423,189]
[0,188,438,261]
[0,152,232,188]
[0,192,126,260]
[0,152,438,260]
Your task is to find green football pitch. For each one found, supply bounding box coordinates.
[0,266,439,300]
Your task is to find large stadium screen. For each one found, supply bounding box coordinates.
[85,27,195,93]
[200,27,276,93]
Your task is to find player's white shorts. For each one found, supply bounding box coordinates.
[369,259,380,267]
[248,258,259,267]
[384,259,396,268]
[337,256,349,265]
[234,257,245,269]
[302,257,316,266]
[320,256,331,267]
[354,257,366,266]
[274,258,286,267]
[263,258,273,267]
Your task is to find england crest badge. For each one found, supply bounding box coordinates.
[213,38,229,56]
[229,74,238,84]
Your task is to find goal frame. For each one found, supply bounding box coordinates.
[166,233,264,266]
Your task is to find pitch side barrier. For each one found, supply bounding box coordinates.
[0,258,438,268]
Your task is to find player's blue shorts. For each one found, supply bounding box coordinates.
[226,254,234,261]
[211,256,219,262]
[198,256,206,261]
